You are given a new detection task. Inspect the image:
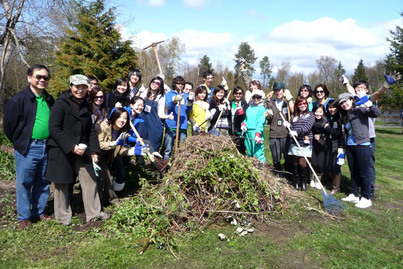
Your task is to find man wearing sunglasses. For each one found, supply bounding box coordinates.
[3,64,55,230]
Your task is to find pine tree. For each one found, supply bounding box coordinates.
[259,56,272,89]
[198,55,213,79]
[50,0,136,95]
[351,59,368,83]
[233,42,257,86]
[382,12,403,109]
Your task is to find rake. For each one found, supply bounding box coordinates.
[279,113,345,213]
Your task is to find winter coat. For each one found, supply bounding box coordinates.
[3,86,55,155]
[229,100,248,135]
[46,93,101,184]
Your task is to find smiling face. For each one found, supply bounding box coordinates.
[314,107,324,120]
[94,92,105,106]
[355,83,368,95]
[215,89,225,100]
[328,105,337,115]
[130,75,139,85]
[300,87,309,98]
[71,84,88,99]
[28,68,49,94]
[340,98,353,111]
[116,83,128,94]
[204,75,214,87]
[274,88,284,99]
[113,112,128,130]
[150,79,161,92]
[130,99,144,116]
[315,87,325,100]
[183,84,192,94]
[197,90,207,101]
[252,95,262,105]
[297,100,308,113]
[234,90,243,101]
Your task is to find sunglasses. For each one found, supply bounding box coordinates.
[300,89,309,92]
[297,102,308,106]
[34,75,50,81]
[252,96,262,99]
[94,96,104,99]
[234,92,243,95]
[316,90,324,94]
[152,81,161,86]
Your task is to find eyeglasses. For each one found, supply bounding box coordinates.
[34,75,50,81]
[152,81,161,86]
[300,89,309,92]
[297,102,308,106]
[94,96,104,99]
[234,92,243,95]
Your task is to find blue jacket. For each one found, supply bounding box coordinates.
[165,90,193,130]
[3,86,55,155]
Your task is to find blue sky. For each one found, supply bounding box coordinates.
[111,0,403,76]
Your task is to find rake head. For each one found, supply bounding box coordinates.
[321,189,346,214]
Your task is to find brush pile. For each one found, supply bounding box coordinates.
[108,134,297,244]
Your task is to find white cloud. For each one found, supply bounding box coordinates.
[125,17,403,76]
[182,0,210,9]
[148,0,164,7]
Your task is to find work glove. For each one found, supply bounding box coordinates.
[383,71,401,88]
[283,121,291,129]
[336,148,345,165]
[167,112,174,121]
[218,104,227,111]
[254,133,263,144]
[188,92,195,101]
[235,104,244,115]
[340,74,349,85]
[126,134,137,144]
[110,132,130,147]
[267,91,274,100]
[128,141,150,156]
[193,123,200,132]
[92,159,101,177]
[172,94,183,103]
[223,98,230,107]
[284,89,293,101]
[264,108,273,119]
[240,123,247,132]
[289,130,298,137]
[222,77,229,91]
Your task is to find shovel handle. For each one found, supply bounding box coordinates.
[129,121,155,162]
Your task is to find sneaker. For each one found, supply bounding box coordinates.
[355,197,372,209]
[341,194,360,203]
[91,212,111,222]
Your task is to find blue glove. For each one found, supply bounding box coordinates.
[336,149,345,165]
[383,73,397,85]
[355,94,369,106]
[134,141,149,156]
[126,135,137,144]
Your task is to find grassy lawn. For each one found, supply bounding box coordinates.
[0,127,402,268]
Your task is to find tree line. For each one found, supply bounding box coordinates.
[1,0,402,113]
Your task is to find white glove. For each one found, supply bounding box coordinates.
[167,112,174,121]
[188,92,195,101]
[340,75,349,85]
[193,124,200,132]
[172,95,183,103]
[223,98,230,106]
[290,130,298,137]
[118,132,130,140]
[364,100,373,108]
[218,104,227,111]
[128,143,150,156]
[284,89,293,101]
[283,121,291,129]
[241,123,247,132]
[222,77,229,91]
[209,108,217,116]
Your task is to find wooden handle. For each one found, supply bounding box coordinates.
[129,121,155,162]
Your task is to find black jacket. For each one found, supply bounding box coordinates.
[46,93,100,184]
[229,100,248,135]
[3,86,55,155]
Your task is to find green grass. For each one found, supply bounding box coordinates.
[0,127,402,268]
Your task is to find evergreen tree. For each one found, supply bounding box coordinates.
[198,55,213,79]
[351,59,368,83]
[332,61,346,96]
[50,0,136,95]
[382,12,403,109]
[259,56,272,89]
[233,42,257,86]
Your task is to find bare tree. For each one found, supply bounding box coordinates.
[276,61,291,83]
[315,55,337,83]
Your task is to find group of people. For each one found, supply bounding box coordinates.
[3,63,400,230]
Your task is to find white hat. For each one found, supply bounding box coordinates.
[251,89,264,98]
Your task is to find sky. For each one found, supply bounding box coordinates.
[111,0,403,77]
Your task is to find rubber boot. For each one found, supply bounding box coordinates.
[274,162,282,178]
[300,166,309,191]
[330,173,341,195]
[292,165,300,191]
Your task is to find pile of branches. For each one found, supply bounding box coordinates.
[107,134,297,246]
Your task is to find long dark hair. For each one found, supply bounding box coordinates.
[313,83,329,99]
[108,77,130,109]
[127,69,142,88]
[88,86,106,112]
[325,99,340,121]
[108,107,130,132]
[211,85,225,106]
[298,84,312,98]
[195,85,208,102]
[146,76,165,101]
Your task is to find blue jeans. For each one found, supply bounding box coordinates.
[14,140,50,221]
[346,145,372,199]
[163,128,187,160]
